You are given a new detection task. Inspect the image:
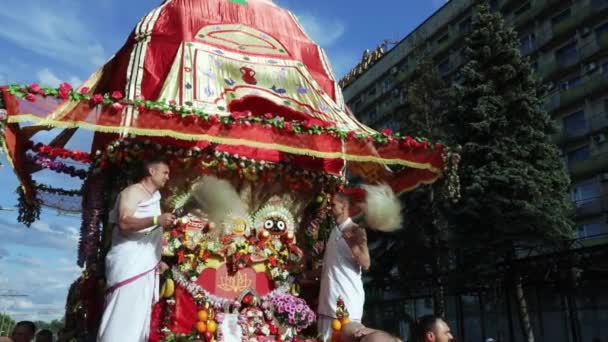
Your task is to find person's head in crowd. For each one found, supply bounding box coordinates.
[410,315,453,342]
[11,321,36,342]
[35,329,53,342]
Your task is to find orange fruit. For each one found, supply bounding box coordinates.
[331,319,342,331]
[197,310,209,322]
[207,320,217,333]
[340,317,351,326]
[196,321,207,333]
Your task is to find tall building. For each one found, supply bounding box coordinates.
[340,0,608,341]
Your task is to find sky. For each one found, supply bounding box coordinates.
[0,0,447,323]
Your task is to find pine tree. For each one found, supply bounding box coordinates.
[444,4,575,341]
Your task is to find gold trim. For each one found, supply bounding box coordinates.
[8,114,442,173]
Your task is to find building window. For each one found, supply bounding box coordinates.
[571,178,600,205]
[367,86,377,97]
[567,145,591,166]
[555,41,578,66]
[563,110,587,135]
[561,75,582,91]
[437,33,449,45]
[383,78,395,93]
[520,33,536,54]
[603,61,608,74]
[438,58,451,75]
[514,2,531,16]
[552,8,571,26]
[352,97,363,110]
[578,223,604,239]
[596,21,608,37]
[459,17,472,33]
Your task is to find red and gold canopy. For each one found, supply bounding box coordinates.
[1,0,444,207]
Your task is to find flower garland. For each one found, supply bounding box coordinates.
[16,185,41,227]
[29,142,92,163]
[93,138,343,190]
[441,147,462,202]
[0,108,7,168]
[167,218,303,287]
[172,266,290,312]
[26,154,88,179]
[7,83,443,149]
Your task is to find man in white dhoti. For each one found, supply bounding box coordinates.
[317,193,371,342]
[97,157,176,342]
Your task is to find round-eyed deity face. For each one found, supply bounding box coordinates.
[263,216,289,235]
[253,204,295,238]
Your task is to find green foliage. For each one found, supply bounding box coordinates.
[444,4,575,258]
[0,313,15,336]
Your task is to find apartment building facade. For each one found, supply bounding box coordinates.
[339,0,608,341]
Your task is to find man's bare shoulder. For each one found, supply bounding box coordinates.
[119,183,148,202]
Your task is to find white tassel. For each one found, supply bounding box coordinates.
[360,183,403,232]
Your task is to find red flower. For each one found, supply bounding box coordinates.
[59,82,72,92]
[90,94,103,105]
[177,250,186,263]
[381,128,393,136]
[264,113,274,119]
[284,122,292,131]
[170,229,180,237]
[29,83,40,94]
[347,131,356,140]
[110,102,124,112]
[25,93,36,102]
[58,89,70,100]
[303,120,313,129]
[169,100,177,106]
[79,87,90,95]
[268,256,278,266]
[111,90,123,100]
[435,143,442,150]
[208,115,219,124]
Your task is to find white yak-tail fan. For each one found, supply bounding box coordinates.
[189,175,246,225]
[360,183,403,232]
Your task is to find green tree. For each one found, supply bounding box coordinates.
[444,4,575,341]
[0,313,15,336]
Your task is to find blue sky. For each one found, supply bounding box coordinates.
[0,0,446,322]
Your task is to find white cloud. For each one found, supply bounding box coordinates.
[0,217,79,251]
[0,0,107,70]
[294,13,346,47]
[37,67,84,88]
[36,69,62,87]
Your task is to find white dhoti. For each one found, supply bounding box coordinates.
[317,218,365,342]
[97,191,162,342]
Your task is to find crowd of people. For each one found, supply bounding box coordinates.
[0,315,453,342]
[0,321,75,342]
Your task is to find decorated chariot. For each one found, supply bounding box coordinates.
[0,0,457,341]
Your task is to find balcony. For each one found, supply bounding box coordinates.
[552,6,592,38]
[589,112,608,132]
[574,195,608,218]
[558,72,608,109]
[569,151,608,178]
